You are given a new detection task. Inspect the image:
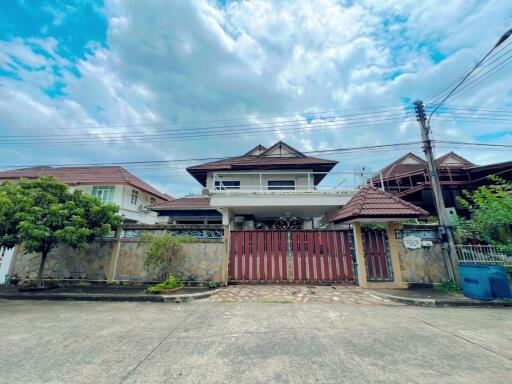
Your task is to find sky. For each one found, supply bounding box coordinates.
[0,0,511,197]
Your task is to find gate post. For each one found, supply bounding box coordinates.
[222,225,230,286]
[107,226,122,283]
[352,222,368,288]
[386,222,405,286]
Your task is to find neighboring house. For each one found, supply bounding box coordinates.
[185,141,355,230]
[371,152,512,216]
[0,166,172,224]
[150,196,222,224]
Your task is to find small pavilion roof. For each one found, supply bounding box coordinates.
[331,185,428,223]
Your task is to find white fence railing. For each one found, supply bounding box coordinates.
[455,245,512,267]
[211,171,361,192]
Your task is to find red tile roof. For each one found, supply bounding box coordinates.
[331,185,428,223]
[187,141,338,186]
[0,166,171,201]
[150,196,212,209]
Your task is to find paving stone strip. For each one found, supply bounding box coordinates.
[200,284,401,305]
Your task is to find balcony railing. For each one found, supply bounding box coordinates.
[211,171,358,193]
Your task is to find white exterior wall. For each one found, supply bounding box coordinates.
[206,169,314,191]
[71,184,162,224]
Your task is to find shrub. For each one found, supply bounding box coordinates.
[147,275,182,293]
[139,231,194,280]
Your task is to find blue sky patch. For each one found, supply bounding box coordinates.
[0,0,107,61]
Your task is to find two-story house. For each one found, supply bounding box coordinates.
[184,141,355,230]
[0,166,172,224]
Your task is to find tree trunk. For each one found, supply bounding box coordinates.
[37,249,48,287]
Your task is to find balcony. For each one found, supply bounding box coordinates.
[209,172,357,216]
[210,171,356,194]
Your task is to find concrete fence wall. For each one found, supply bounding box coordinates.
[9,224,227,284]
[395,225,450,284]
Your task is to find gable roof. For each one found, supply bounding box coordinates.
[374,151,477,181]
[258,141,306,158]
[0,166,171,201]
[187,141,338,186]
[435,152,474,167]
[331,185,428,223]
[373,152,426,180]
[149,196,213,210]
[244,145,268,156]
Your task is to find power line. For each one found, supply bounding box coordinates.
[0,141,424,169]
[0,115,414,146]
[1,140,509,171]
[0,104,407,133]
[424,37,512,104]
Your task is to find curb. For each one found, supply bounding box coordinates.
[161,288,222,303]
[0,288,221,303]
[369,291,512,308]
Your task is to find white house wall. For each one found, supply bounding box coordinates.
[71,184,161,224]
[206,169,314,191]
[210,191,354,217]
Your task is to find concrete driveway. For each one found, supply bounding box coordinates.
[0,299,510,384]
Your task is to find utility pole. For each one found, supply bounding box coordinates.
[414,100,458,283]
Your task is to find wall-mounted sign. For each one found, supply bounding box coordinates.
[396,229,438,240]
[403,235,422,249]
[421,240,433,247]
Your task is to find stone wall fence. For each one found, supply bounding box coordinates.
[9,224,228,286]
[394,224,450,284]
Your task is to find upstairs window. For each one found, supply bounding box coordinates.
[150,197,156,205]
[268,180,295,190]
[131,189,139,205]
[92,186,115,203]
[214,180,240,190]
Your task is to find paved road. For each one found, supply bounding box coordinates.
[0,300,510,384]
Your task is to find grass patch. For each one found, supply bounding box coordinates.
[434,281,462,293]
[147,276,182,293]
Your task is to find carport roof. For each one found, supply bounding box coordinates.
[331,185,428,223]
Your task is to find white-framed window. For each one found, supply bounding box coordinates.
[267,180,295,190]
[131,189,139,205]
[91,186,115,203]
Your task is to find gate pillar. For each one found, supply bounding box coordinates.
[386,222,405,287]
[352,222,369,288]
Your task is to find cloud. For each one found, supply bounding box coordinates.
[0,0,511,196]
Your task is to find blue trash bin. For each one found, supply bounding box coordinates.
[488,266,511,299]
[459,265,493,300]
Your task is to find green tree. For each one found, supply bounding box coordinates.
[139,231,193,280]
[0,177,122,285]
[455,176,512,253]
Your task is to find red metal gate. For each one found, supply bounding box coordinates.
[362,229,393,281]
[229,230,354,283]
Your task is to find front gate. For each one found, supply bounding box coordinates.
[229,230,354,283]
[362,229,393,281]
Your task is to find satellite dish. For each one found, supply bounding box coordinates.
[353,165,374,185]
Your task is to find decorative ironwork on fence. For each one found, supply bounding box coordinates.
[455,245,512,267]
[119,224,224,240]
